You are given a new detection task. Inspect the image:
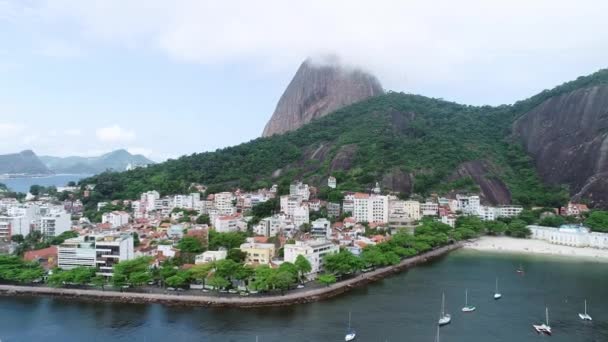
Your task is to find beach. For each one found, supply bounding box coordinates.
[464,236,608,261]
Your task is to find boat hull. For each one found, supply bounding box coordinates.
[578,313,592,321]
[461,306,476,312]
[345,333,356,341]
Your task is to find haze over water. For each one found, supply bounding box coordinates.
[1,251,606,341]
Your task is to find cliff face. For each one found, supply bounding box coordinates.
[513,85,608,207]
[262,59,383,137]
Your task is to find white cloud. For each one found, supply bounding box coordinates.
[96,125,135,143]
[37,39,83,58]
[64,128,82,136]
[22,0,608,104]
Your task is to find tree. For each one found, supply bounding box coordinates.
[506,219,531,238]
[208,231,247,250]
[129,271,152,287]
[317,274,336,287]
[585,211,608,232]
[294,255,312,282]
[112,257,152,287]
[196,214,210,225]
[538,215,565,228]
[91,275,107,290]
[227,248,247,263]
[324,250,362,276]
[165,275,187,288]
[188,263,213,286]
[485,221,507,235]
[11,234,24,243]
[271,270,295,294]
[207,275,230,290]
[177,237,204,254]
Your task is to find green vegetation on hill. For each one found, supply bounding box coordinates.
[79,69,608,209]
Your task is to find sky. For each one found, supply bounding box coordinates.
[1,0,608,162]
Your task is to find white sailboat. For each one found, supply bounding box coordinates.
[461,289,476,312]
[578,299,592,321]
[493,278,502,300]
[533,307,552,335]
[345,311,356,341]
[438,292,452,326]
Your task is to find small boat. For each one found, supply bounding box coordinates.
[533,307,552,335]
[494,278,502,300]
[578,299,592,321]
[345,311,356,341]
[461,289,476,312]
[438,292,452,326]
[516,264,525,274]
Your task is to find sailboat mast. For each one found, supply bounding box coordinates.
[546,307,549,326]
[441,293,445,316]
[585,299,587,315]
[465,289,468,306]
[348,311,351,330]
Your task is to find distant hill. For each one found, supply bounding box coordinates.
[0,150,52,175]
[40,149,154,174]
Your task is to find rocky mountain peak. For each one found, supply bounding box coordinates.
[262,58,384,137]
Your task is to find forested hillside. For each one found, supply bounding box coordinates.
[81,91,569,208]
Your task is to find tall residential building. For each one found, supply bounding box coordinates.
[214,215,239,233]
[289,182,310,201]
[39,210,71,238]
[352,193,389,223]
[310,218,332,239]
[140,191,160,212]
[284,240,339,279]
[342,194,355,214]
[214,192,235,215]
[292,205,310,228]
[420,202,439,216]
[280,195,303,216]
[456,195,481,215]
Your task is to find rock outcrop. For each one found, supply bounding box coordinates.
[262,58,383,137]
[513,85,608,207]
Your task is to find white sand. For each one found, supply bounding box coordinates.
[463,236,608,261]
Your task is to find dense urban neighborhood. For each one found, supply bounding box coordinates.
[0,177,607,296]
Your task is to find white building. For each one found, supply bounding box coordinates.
[342,194,355,214]
[214,192,235,215]
[528,224,608,248]
[292,205,310,228]
[214,215,239,233]
[440,215,457,228]
[102,211,129,228]
[284,240,339,279]
[477,206,497,221]
[290,182,310,201]
[352,193,389,223]
[195,250,227,264]
[310,218,332,239]
[58,233,134,276]
[280,195,303,216]
[497,205,523,218]
[456,195,481,215]
[389,199,421,223]
[140,191,160,212]
[420,202,439,216]
[328,176,337,189]
[39,210,71,238]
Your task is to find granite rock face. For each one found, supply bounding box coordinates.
[262,59,383,137]
[513,85,608,207]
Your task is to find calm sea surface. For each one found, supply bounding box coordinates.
[0,174,90,193]
[0,250,606,342]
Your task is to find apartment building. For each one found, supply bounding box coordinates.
[102,211,129,228]
[58,233,134,277]
[283,239,339,279]
[239,242,276,264]
[352,193,389,223]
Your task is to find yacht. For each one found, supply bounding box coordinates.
[461,289,476,312]
[578,299,592,321]
[345,311,356,341]
[516,264,525,274]
[533,307,552,335]
[493,278,502,300]
[438,293,452,326]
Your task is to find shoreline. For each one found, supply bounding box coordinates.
[0,243,461,308]
[463,236,608,261]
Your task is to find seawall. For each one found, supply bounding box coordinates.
[0,242,461,308]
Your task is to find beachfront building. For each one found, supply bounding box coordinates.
[497,205,524,218]
[456,195,481,215]
[58,234,134,276]
[283,240,340,279]
[529,224,608,249]
[239,242,276,265]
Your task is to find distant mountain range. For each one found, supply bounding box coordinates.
[0,149,154,175]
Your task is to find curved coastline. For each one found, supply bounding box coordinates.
[0,243,461,308]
